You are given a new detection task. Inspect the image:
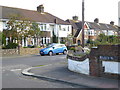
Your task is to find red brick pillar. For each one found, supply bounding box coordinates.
[89,47,102,77]
[89,55,100,76]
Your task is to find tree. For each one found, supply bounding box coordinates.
[52,30,58,43]
[4,14,34,46]
[87,34,120,48]
[66,34,74,46]
[0,31,2,46]
[31,22,42,46]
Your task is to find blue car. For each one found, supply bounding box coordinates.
[40,43,67,56]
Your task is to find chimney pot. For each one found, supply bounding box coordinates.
[110,21,114,25]
[94,18,99,23]
[37,4,44,13]
[72,16,78,21]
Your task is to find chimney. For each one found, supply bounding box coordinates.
[110,21,114,25]
[54,19,57,24]
[94,18,99,23]
[37,5,44,13]
[72,16,78,21]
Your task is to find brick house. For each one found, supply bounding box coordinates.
[0,5,71,47]
[66,16,81,44]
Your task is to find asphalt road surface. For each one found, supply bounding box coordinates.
[2,54,89,88]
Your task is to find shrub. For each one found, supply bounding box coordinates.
[69,47,76,51]
[5,42,18,49]
[36,46,41,48]
[30,45,35,48]
[27,45,35,48]
[23,46,28,48]
[2,46,7,49]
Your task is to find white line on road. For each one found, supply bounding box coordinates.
[10,69,22,71]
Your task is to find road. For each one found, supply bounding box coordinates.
[2,55,88,88]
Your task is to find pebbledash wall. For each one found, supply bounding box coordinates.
[67,45,120,79]
[67,54,89,75]
[2,47,40,56]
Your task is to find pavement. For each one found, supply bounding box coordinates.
[22,61,120,89]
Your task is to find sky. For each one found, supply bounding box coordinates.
[0,0,119,25]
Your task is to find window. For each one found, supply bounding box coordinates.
[45,37,46,44]
[68,26,69,31]
[59,25,61,30]
[40,24,43,31]
[47,39,50,44]
[91,31,92,35]
[84,30,88,35]
[98,31,101,35]
[88,31,90,35]
[63,28,66,31]
[88,30,94,36]
[41,37,43,44]
[94,31,97,35]
[44,24,46,30]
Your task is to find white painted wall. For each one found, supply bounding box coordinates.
[108,31,115,35]
[59,31,67,37]
[59,25,72,37]
[68,58,89,75]
[102,30,107,35]
[102,61,120,74]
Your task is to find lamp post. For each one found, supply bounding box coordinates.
[82,0,85,48]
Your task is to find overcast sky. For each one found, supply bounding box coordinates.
[0,0,119,25]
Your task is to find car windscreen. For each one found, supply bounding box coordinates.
[47,44,55,48]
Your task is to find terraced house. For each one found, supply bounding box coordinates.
[0,5,72,47]
[67,17,118,45]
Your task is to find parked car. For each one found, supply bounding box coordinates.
[40,43,67,56]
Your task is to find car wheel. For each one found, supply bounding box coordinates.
[56,53,59,55]
[40,54,44,56]
[49,51,53,56]
[63,50,67,55]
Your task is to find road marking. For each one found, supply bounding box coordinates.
[10,69,22,71]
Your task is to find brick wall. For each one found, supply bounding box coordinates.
[89,45,120,79]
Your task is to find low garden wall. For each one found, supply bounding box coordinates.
[19,48,40,55]
[2,49,19,56]
[67,45,120,79]
[67,53,89,75]
[2,47,41,56]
